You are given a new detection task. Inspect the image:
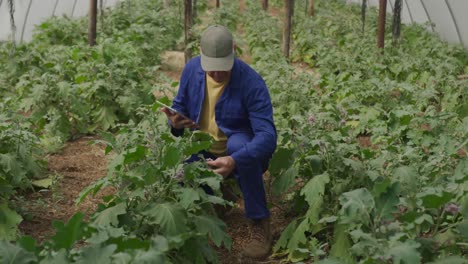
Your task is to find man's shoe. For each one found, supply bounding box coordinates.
[242,217,272,260]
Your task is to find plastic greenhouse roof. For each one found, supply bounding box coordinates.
[346,0,468,49]
[1,0,467,49]
[0,0,119,43]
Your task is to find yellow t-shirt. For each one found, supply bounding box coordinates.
[200,74,229,156]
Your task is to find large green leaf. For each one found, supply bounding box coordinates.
[162,146,180,169]
[374,182,400,222]
[273,219,298,252]
[194,215,231,248]
[300,173,330,224]
[124,145,147,164]
[75,244,117,264]
[144,203,187,236]
[269,148,295,176]
[0,203,23,241]
[175,188,202,209]
[51,212,86,250]
[0,153,26,185]
[93,106,118,131]
[428,256,468,264]
[91,202,127,228]
[339,188,375,227]
[287,218,309,252]
[0,240,36,264]
[453,159,468,182]
[329,223,354,263]
[393,166,419,192]
[386,240,421,264]
[272,166,298,195]
[420,191,453,209]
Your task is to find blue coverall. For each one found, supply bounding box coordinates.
[170,56,277,220]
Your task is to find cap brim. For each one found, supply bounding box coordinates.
[201,52,234,72]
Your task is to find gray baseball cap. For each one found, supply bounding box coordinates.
[200,25,234,72]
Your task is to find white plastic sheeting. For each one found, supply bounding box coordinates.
[0,0,120,43]
[346,0,468,49]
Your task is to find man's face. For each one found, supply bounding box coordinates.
[207,71,230,83]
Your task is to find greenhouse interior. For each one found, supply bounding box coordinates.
[0,0,467,263]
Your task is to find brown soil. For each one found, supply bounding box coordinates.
[17,136,113,243]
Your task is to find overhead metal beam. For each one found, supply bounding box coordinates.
[445,0,464,46]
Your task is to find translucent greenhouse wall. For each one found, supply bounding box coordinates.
[1,0,467,49]
[346,0,468,49]
[0,0,120,43]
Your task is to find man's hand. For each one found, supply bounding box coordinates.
[206,156,236,178]
[160,107,198,129]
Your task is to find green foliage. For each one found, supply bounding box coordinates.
[243,0,468,262]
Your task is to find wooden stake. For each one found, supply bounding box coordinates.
[377,0,387,51]
[184,0,193,63]
[88,0,97,46]
[308,0,314,16]
[262,0,268,11]
[282,0,294,58]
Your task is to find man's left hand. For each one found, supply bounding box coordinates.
[206,156,236,178]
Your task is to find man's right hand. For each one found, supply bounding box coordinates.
[160,107,198,129]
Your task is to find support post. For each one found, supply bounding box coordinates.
[308,0,314,16]
[377,0,387,51]
[262,0,268,11]
[184,0,193,63]
[88,0,97,46]
[282,0,294,58]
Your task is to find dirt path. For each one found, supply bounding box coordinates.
[18,136,111,242]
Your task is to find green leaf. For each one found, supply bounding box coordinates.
[269,148,295,176]
[386,240,421,264]
[31,177,53,189]
[144,203,187,236]
[51,212,86,250]
[420,192,452,209]
[183,141,212,156]
[162,146,180,169]
[330,223,354,263]
[0,203,23,240]
[428,256,468,264]
[0,153,25,185]
[287,218,309,252]
[124,145,147,164]
[0,240,37,264]
[194,215,231,248]
[457,220,468,240]
[453,159,468,182]
[300,173,330,224]
[93,106,118,131]
[75,244,117,264]
[392,166,419,192]
[374,182,400,221]
[39,248,69,264]
[175,188,201,209]
[91,202,127,228]
[273,219,298,252]
[272,166,298,195]
[339,188,375,226]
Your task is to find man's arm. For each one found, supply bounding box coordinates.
[230,78,277,169]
